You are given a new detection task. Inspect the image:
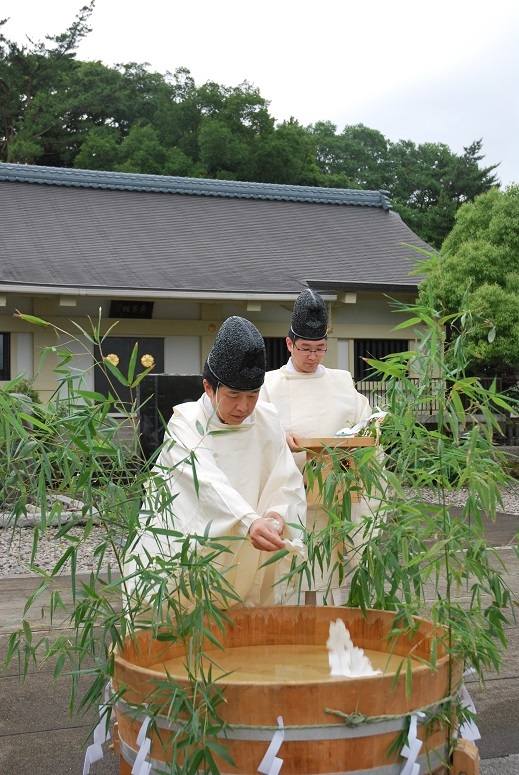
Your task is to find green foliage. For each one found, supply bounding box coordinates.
[115,123,168,175]
[317,290,517,678]
[0,3,95,166]
[420,187,519,382]
[253,118,321,185]
[1,313,248,773]
[3,375,40,403]
[269,276,518,768]
[72,124,120,170]
[388,139,498,249]
[307,127,499,248]
[309,121,391,188]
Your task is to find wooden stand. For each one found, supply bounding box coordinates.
[298,436,375,506]
[451,739,480,775]
[297,437,376,605]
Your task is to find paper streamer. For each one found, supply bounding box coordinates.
[257,716,284,775]
[132,715,152,775]
[458,670,481,742]
[83,684,112,775]
[400,712,425,775]
[282,537,306,559]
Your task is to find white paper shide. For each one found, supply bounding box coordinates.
[326,619,381,677]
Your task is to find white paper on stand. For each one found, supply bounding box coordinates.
[335,409,388,438]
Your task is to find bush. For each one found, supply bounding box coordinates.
[3,376,40,404]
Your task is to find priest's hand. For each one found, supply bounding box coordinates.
[248,514,286,552]
[286,432,302,452]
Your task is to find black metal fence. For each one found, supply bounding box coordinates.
[495,418,519,446]
[357,377,502,409]
[356,377,519,444]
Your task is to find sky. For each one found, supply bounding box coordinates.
[4,0,519,186]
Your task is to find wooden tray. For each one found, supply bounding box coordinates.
[297,436,375,450]
[297,437,374,505]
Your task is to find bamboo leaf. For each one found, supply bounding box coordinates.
[102,358,130,386]
[127,342,139,384]
[14,311,51,327]
[50,546,75,576]
[130,367,153,388]
[190,450,199,496]
[75,389,114,403]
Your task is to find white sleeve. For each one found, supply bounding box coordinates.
[155,418,261,538]
[256,425,307,529]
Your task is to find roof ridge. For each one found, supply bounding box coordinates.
[0,163,392,209]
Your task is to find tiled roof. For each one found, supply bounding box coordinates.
[0,164,431,297]
[0,163,392,209]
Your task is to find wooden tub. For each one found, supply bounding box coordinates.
[113,606,463,774]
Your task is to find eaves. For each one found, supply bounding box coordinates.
[0,282,338,303]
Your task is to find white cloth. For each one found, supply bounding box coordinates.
[127,397,307,607]
[261,366,378,599]
[261,366,372,470]
[284,357,325,375]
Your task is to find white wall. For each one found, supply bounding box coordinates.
[164,336,201,374]
[337,339,350,371]
[153,301,201,320]
[333,298,410,328]
[56,334,94,397]
[14,333,34,379]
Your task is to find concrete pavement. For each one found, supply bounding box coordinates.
[0,510,518,775]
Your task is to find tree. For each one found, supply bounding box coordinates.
[419,185,519,384]
[309,121,390,189]
[0,3,95,164]
[307,122,499,248]
[390,139,499,249]
[114,123,168,175]
[253,119,321,185]
[73,124,120,170]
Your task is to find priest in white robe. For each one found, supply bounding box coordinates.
[127,316,307,608]
[260,290,381,604]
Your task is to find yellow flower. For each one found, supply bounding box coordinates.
[105,353,120,367]
[140,354,155,369]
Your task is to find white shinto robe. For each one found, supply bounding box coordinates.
[261,366,372,469]
[261,365,377,602]
[128,396,307,607]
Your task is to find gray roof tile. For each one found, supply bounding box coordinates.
[0,164,431,296]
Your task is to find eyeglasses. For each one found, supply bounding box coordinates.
[292,343,327,355]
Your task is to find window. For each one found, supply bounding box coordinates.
[354,339,408,381]
[0,333,10,380]
[93,337,164,405]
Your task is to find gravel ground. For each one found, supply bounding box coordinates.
[406,483,519,514]
[0,524,119,577]
[1,484,518,577]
